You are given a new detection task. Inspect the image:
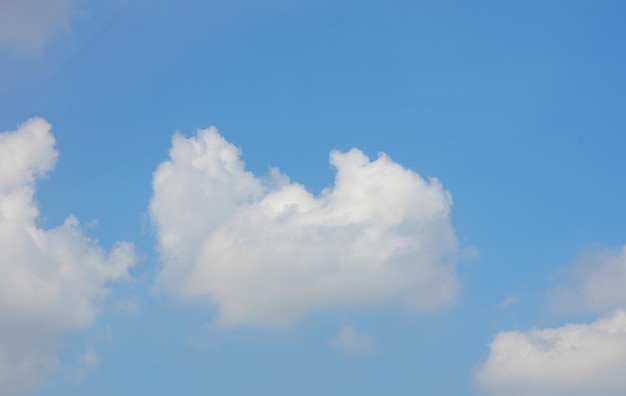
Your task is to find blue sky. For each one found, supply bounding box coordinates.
[1,1,626,395]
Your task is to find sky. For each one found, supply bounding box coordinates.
[1,0,626,395]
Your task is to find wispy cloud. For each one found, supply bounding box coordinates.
[548,246,626,315]
[499,295,519,308]
[330,324,377,354]
[116,298,142,317]
[66,347,99,384]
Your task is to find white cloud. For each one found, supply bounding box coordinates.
[499,295,519,308]
[549,246,626,314]
[80,347,98,367]
[475,310,626,396]
[0,118,137,395]
[65,347,98,384]
[330,324,377,354]
[0,0,78,49]
[150,127,460,327]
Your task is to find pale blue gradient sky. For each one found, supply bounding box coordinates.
[1,1,625,395]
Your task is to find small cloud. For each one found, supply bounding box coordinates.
[84,219,99,229]
[65,347,98,384]
[102,325,114,340]
[499,295,519,308]
[462,246,481,262]
[330,324,377,354]
[80,348,98,367]
[548,245,626,315]
[116,298,141,317]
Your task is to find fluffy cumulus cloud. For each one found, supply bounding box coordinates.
[475,311,626,396]
[150,127,460,327]
[0,118,137,395]
[549,246,626,314]
[0,0,77,49]
[330,324,377,354]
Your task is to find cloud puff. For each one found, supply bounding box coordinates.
[0,118,137,395]
[330,324,377,354]
[150,127,460,327]
[0,0,76,49]
[549,246,626,314]
[475,310,626,396]
[65,347,98,384]
[499,295,519,308]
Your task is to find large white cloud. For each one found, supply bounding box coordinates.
[0,0,77,49]
[0,118,137,395]
[150,127,460,327]
[475,310,626,396]
[549,246,626,314]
